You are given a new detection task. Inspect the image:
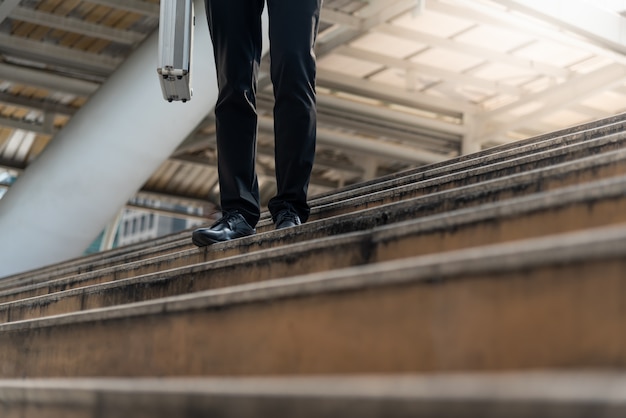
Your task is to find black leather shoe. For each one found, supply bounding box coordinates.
[192,211,255,246]
[274,208,301,230]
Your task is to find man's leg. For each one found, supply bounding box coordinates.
[193,0,264,246]
[205,0,265,227]
[266,0,322,225]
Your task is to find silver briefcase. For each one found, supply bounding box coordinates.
[157,0,194,102]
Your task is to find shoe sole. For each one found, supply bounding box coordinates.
[191,235,218,247]
[275,223,299,230]
[191,230,256,247]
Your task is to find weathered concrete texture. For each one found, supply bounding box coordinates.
[0,224,625,377]
[307,137,626,220]
[296,120,626,210]
[1,167,626,322]
[4,113,626,288]
[3,140,626,306]
[1,373,626,418]
[0,114,625,414]
[0,231,198,295]
[308,112,626,202]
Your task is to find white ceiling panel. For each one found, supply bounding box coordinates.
[317,53,385,78]
[350,32,425,58]
[410,47,485,73]
[470,62,538,85]
[392,9,475,38]
[513,40,594,68]
[453,24,533,52]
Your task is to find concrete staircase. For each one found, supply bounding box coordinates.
[1,113,626,417]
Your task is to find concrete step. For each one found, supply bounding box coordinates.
[310,111,626,201]
[0,228,197,293]
[0,372,624,418]
[2,129,626,297]
[3,114,625,287]
[2,172,625,322]
[303,131,626,220]
[2,146,626,312]
[1,223,625,377]
[297,118,626,213]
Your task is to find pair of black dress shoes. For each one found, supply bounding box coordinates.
[192,209,300,247]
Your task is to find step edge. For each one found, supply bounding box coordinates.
[2,222,625,333]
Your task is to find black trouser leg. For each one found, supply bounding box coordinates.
[205,0,264,227]
[266,0,321,223]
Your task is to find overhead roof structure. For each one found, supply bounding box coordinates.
[0,0,626,216]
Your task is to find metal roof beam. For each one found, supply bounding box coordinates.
[83,0,160,18]
[0,34,121,76]
[172,148,365,176]
[0,64,99,96]
[254,95,461,157]
[321,8,362,28]
[336,45,524,97]
[317,0,416,56]
[376,23,572,79]
[428,0,626,66]
[317,70,476,115]
[491,0,626,56]
[481,63,626,141]
[259,91,465,139]
[10,7,145,45]
[484,63,626,120]
[0,92,78,116]
[257,116,448,165]
[0,116,51,135]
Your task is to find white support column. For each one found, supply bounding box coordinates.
[0,1,266,278]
